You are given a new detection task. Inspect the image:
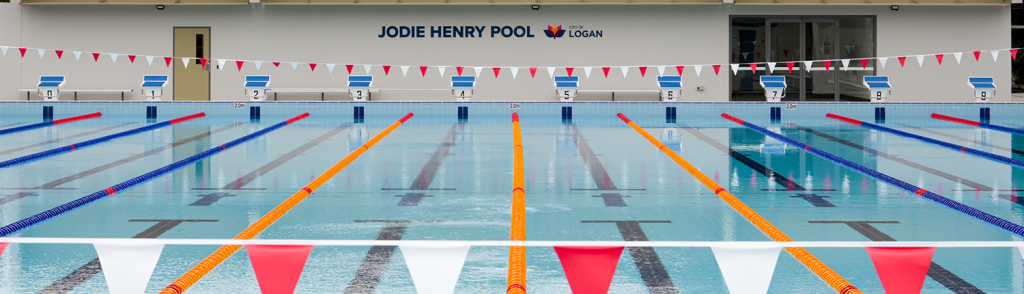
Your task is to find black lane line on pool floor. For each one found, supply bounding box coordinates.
[791,123,999,193]
[678,123,836,207]
[343,220,439,294]
[37,219,218,294]
[193,124,352,193]
[809,221,984,294]
[568,124,640,206]
[11,123,243,190]
[0,123,135,156]
[385,122,465,206]
[583,220,679,294]
[896,123,1024,158]
[0,192,38,205]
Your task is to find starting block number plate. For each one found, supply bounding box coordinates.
[509,103,521,109]
[785,104,797,109]
[235,102,245,109]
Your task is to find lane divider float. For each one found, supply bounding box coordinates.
[160,113,413,294]
[0,112,102,136]
[826,113,1024,169]
[620,113,862,294]
[931,113,1024,137]
[507,113,526,294]
[726,113,1024,238]
[0,112,205,168]
[0,113,310,237]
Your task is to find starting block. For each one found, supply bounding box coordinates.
[863,76,891,103]
[348,75,373,101]
[554,76,578,102]
[37,76,65,101]
[451,76,476,101]
[968,77,995,102]
[657,76,682,102]
[759,76,786,102]
[141,75,169,101]
[245,76,271,101]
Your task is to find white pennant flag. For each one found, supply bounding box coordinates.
[547,67,556,79]
[93,243,165,294]
[767,62,777,74]
[290,62,298,70]
[840,59,850,71]
[694,65,703,77]
[37,49,46,59]
[620,66,629,78]
[991,50,1000,62]
[510,67,519,79]
[711,246,782,294]
[73,51,82,61]
[146,56,155,66]
[803,61,813,71]
[954,52,963,64]
[326,64,335,73]
[110,54,119,63]
[182,58,190,69]
[916,55,925,67]
[254,61,263,71]
[584,67,593,78]
[878,57,888,69]
[730,64,739,75]
[401,65,410,77]
[741,53,749,60]
[364,64,373,74]
[473,67,483,77]
[657,66,666,76]
[400,245,471,294]
[0,46,8,56]
[438,66,447,77]
[216,59,226,70]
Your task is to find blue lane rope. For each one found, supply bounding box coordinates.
[0,112,102,136]
[0,113,309,237]
[723,113,1024,238]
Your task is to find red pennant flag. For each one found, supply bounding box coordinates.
[566,67,574,77]
[897,57,906,67]
[419,66,428,77]
[200,58,208,69]
[345,64,353,74]
[273,62,281,67]
[712,65,721,76]
[492,67,501,78]
[935,54,944,65]
[164,57,173,67]
[554,246,624,294]
[1011,49,1018,61]
[55,50,64,59]
[750,63,758,73]
[0,243,6,257]
[236,60,244,71]
[973,50,981,61]
[860,59,869,69]
[787,62,794,73]
[309,63,317,71]
[823,60,832,72]
[246,245,315,294]
[456,66,464,77]
[865,247,935,294]
[783,50,789,57]
[383,65,391,75]
[602,67,610,78]
[128,55,136,63]
[639,66,647,77]
[92,53,101,62]
[756,52,762,59]
[529,67,537,78]
[676,66,684,76]
[18,48,27,57]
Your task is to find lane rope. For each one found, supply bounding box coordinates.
[932,113,1024,137]
[0,112,102,136]
[507,112,527,294]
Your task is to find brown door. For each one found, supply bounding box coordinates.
[173,28,210,101]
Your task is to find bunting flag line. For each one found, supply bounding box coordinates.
[255,61,263,71]
[694,65,703,77]
[973,50,981,61]
[915,55,925,67]
[566,67,574,77]
[74,51,82,61]
[246,245,315,294]
[401,65,410,77]
[419,66,428,77]
[37,49,45,59]
[547,67,556,79]
[110,53,119,64]
[326,63,334,73]
[400,245,471,294]
[364,64,372,75]
[878,57,888,69]
[865,247,935,294]
[164,57,172,67]
[602,67,610,78]
[657,66,665,76]
[93,243,165,294]
[346,64,354,74]
[787,62,794,73]
[954,52,963,64]
[128,54,135,63]
[217,59,226,71]
[584,67,593,78]
[383,65,392,75]
[92,52,101,62]
[767,62,776,74]
[676,65,684,76]
[840,59,850,71]
[456,66,465,77]
[309,63,317,71]
[236,60,244,72]
[803,61,813,71]
[492,67,501,78]
[897,56,906,68]
[620,66,629,78]
[474,67,483,77]
[712,65,721,76]
[530,67,538,78]
[991,50,999,62]
[438,66,447,77]
[711,246,782,294]
[182,58,190,69]
[730,64,739,75]
[935,55,943,65]
[290,62,299,70]
[56,50,64,60]
[554,246,624,294]
[639,66,647,77]
[511,67,519,79]
[823,60,832,72]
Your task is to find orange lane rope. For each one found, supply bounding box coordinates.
[507,113,527,294]
[160,113,414,294]
[616,113,861,294]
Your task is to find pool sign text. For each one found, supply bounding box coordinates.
[377,24,602,39]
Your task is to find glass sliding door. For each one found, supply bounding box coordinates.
[804,19,838,101]
[730,17,767,101]
[838,17,876,101]
[767,19,801,101]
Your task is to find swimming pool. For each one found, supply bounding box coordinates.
[1,101,1022,293]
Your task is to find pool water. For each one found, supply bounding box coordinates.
[1,110,1023,293]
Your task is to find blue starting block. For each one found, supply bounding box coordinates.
[554,76,579,102]
[141,75,169,101]
[245,76,271,101]
[759,76,786,102]
[37,76,65,101]
[348,75,373,101]
[451,76,476,101]
[657,76,682,102]
[863,76,891,103]
[968,77,995,102]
